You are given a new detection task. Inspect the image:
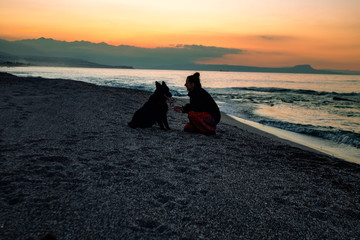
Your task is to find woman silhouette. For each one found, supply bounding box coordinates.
[173,72,221,135]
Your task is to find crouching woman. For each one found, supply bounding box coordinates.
[173,72,221,135]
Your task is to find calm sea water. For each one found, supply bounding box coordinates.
[2,66,360,163]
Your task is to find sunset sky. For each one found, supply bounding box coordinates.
[1,0,360,70]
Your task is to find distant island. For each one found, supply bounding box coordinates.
[151,63,346,75]
[0,56,133,69]
[0,56,352,75]
[1,37,359,74]
[1,59,354,75]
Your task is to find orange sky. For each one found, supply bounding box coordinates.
[1,0,360,70]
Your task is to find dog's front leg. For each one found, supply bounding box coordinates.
[162,115,170,130]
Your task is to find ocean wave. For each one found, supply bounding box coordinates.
[171,90,184,96]
[259,120,360,148]
[218,87,360,97]
[109,83,185,97]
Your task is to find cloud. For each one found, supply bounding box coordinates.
[126,45,243,68]
[0,38,243,68]
[258,35,294,41]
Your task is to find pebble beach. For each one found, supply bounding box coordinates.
[1,72,359,239]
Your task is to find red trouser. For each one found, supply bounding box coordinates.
[184,111,216,135]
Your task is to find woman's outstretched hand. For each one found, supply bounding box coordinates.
[173,106,183,113]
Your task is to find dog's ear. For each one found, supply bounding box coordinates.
[155,81,161,88]
[162,81,167,87]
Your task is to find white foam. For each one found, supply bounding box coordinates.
[229,115,360,164]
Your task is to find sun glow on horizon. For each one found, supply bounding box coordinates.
[1,0,360,70]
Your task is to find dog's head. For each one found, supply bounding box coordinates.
[155,81,172,99]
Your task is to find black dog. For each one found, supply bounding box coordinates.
[128,81,172,130]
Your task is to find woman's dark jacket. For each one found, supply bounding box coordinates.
[182,87,221,124]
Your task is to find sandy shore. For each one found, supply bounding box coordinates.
[1,72,359,239]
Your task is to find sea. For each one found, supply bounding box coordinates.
[1,66,360,164]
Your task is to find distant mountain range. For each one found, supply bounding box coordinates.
[151,63,345,74]
[0,53,133,69]
[0,38,359,74]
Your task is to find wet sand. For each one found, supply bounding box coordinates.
[1,72,359,239]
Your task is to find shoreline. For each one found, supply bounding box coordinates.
[1,72,360,239]
[220,113,360,164]
[172,94,359,165]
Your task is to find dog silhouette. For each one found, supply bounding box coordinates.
[128,81,172,130]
